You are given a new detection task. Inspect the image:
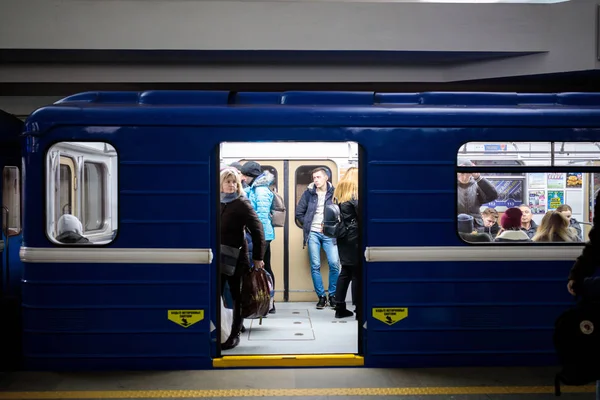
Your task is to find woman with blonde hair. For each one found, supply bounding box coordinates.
[332,167,360,319]
[220,168,265,350]
[532,210,577,243]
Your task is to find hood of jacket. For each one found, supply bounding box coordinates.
[306,181,334,195]
[251,170,275,188]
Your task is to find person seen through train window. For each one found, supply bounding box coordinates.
[220,168,265,350]
[518,204,538,239]
[241,161,277,315]
[477,207,499,238]
[494,207,532,242]
[532,211,578,243]
[456,159,498,229]
[457,214,492,243]
[56,214,90,244]
[556,204,583,242]
[332,167,360,319]
[566,190,600,399]
[296,167,340,310]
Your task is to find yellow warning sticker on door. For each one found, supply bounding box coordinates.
[372,308,408,326]
[168,310,204,328]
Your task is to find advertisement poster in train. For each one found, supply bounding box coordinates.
[483,179,523,208]
[566,173,583,189]
[548,190,565,210]
[528,191,546,214]
[547,173,565,189]
[527,173,545,190]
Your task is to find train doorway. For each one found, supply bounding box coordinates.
[216,142,362,366]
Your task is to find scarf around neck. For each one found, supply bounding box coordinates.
[221,192,240,204]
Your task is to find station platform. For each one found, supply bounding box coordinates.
[0,366,595,399]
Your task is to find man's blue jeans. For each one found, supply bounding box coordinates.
[596,380,599,400]
[307,231,340,298]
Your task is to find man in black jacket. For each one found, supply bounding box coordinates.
[567,190,600,398]
[295,167,340,310]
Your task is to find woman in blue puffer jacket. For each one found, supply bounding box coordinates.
[241,161,276,313]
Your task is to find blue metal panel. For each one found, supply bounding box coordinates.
[234,92,282,105]
[17,91,600,371]
[55,91,141,104]
[281,91,374,105]
[139,90,230,105]
[374,93,420,104]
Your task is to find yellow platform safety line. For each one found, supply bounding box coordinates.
[213,354,364,368]
[0,385,595,399]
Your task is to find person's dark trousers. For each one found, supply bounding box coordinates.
[334,264,357,317]
[221,273,243,345]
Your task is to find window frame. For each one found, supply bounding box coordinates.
[2,166,21,237]
[83,160,108,234]
[45,141,118,246]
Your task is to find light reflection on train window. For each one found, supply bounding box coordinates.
[457,141,599,244]
[46,142,118,245]
[294,165,332,228]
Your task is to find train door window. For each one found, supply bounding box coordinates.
[46,142,118,245]
[2,166,21,236]
[457,141,600,244]
[294,165,332,228]
[84,162,105,232]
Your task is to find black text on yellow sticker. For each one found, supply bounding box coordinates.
[168,310,204,328]
[372,307,408,326]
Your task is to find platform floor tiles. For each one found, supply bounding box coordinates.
[225,301,359,355]
[0,367,595,399]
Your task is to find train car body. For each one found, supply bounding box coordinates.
[0,109,24,370]
[17,90,600,371]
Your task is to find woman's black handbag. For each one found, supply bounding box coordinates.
[220,245,241,276]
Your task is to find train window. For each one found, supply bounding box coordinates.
[83,162,105,232]
[294,165,332,228]
[2,166,21,236]
[457,141,600,244]
[46,142,118,245]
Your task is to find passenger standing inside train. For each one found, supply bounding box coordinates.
[456,159,498,229]
[220,168,265,350]
[556,204,583,242]
[240,161,277,314]
[332,167,360,319]
[493,207,531,242]
[566,190,600,399]
[296,167,341,309]
[518,204,538,239]
[229,161,248,188]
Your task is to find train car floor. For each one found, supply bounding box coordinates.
[0,366,595,399]
[225,301,358,355]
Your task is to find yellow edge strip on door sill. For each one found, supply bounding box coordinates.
[213,354,364,368]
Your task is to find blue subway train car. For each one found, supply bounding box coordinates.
[0,109,24,371]
[16,90,600,371]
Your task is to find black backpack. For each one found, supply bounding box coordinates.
[554,278,600,396]
[322,203,347,239]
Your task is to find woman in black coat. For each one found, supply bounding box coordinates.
[220,168,265,350]
[333,167,360,319]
